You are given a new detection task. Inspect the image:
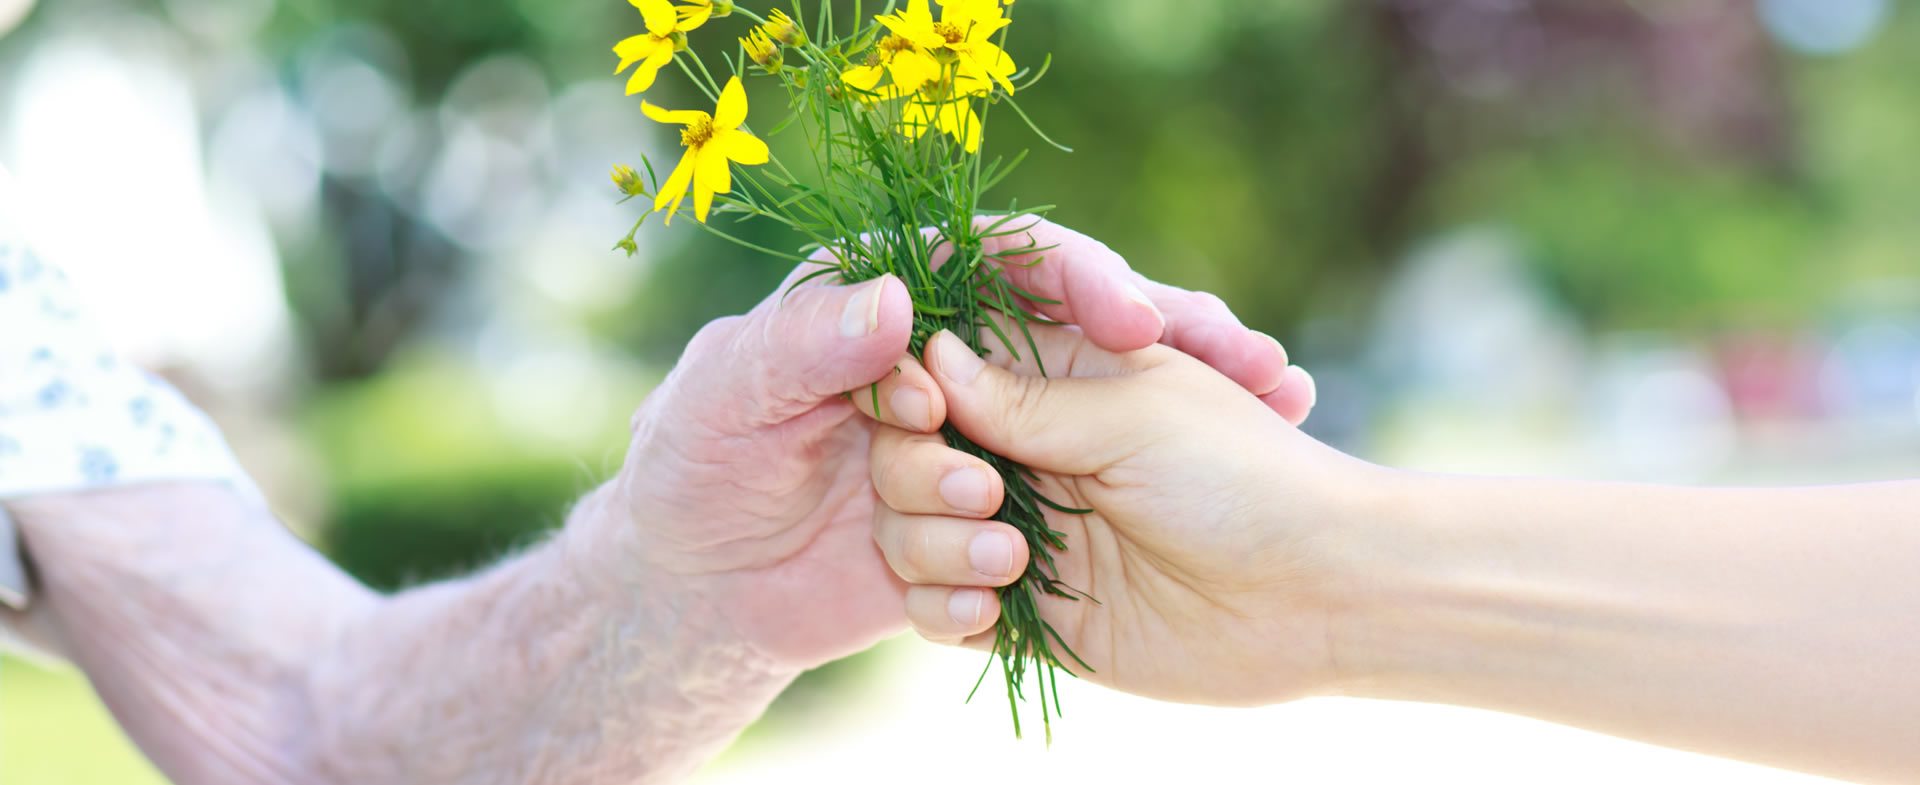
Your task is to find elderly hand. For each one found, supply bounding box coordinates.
[594,220,1316,670]
[865,320,1367,704]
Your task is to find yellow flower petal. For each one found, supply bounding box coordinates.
[874,14,920,42]
[903,0,935,28]
[654,147,698,220]
[898,102,935,141]
[634,0,678,37]
[675,3,712,31]
[641,102,708,125]
[720,129,769,165]
[963,40,1016,94]
[714,76,748,130]
[936,99,981,153]
[692,146,732,223]
[885,51,941,94]
[613,34,662,73]
[698,144,733,195]
[841,63,886,91]
[939,0,1003,40]
[624,46,675,95]
[877,8,942,49]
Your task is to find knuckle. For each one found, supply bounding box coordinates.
[897,529,933,575]
[686,315,744,357]
[1190,291,1231,317]
[875,512,937,582]
[871,431,929,494]
[874,513,918,573]
[872,450,910,505]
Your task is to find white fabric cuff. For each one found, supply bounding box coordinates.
[0,166,255,611]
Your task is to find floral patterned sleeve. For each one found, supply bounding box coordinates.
[0,168,254,616]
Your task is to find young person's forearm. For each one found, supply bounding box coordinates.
[15,482,796,785]
[1330,473,1920,783]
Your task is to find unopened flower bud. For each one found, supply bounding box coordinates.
[742,29,783,72]
[610,164,644,196]
[763,9,806,47]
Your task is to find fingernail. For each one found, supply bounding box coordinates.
[948,589,985,626]
[969,532,1016,579]
[1121,280,1165,330]
[932,332,985,385]
[839,278,886,338]
[889,386,933,431]
[939,467,992,515]
[1255,331,1290,368]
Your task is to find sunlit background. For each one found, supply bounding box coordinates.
[2,0,1915,782]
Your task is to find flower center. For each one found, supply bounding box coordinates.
[879,35,916,56]
[931,22,965,44]
[681,117,715,148]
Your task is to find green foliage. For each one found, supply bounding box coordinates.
[322,466,580,591]
[1427,145,1819,329]
[299,352,640,588]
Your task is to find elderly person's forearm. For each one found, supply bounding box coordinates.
[309,480,797,784]
[13,481,794,785]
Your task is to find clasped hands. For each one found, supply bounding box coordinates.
[606,217,1346,706]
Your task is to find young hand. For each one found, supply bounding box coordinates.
[867,322,1371,705]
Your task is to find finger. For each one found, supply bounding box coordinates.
[680,271,912,427]
[849,356,945,433]
[1260,365,1318,427]
[924,329,1160,474]
[963,219,1294,397]
[870,426,1004,518]
[930,218,1166,352]
[874,507,1028,587]
[905,585,1002,642]
[1142,279,1290,396]
[854,222,1288,398]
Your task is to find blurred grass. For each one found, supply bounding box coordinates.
[1,657,166,785]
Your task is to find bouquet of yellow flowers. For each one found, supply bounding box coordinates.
[607,0,1084,740]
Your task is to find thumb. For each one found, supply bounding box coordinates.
[923,330,1151,475]
[687,273,913,428]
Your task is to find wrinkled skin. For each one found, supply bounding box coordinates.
[602,221,1317,668]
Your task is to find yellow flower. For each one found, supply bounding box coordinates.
[643,76,770,223]
[899,90,981,153]
[613,0,709,96]
[762,9,807,47]
[841,33,938,97]
[842,0,1015,97]
[742,28,782,71]
[677,0,732,30]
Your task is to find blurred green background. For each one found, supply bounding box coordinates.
[3,0,1917,781]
